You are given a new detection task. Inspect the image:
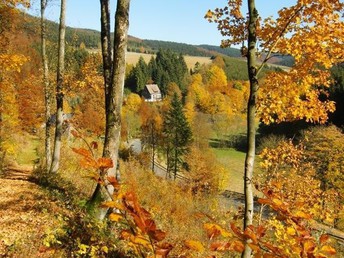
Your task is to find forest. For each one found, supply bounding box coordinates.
[0,0,344,257]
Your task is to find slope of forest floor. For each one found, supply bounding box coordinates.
[0,166,73,257]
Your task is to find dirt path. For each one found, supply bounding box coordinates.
[0,166,69,257]
[1,165,33,181]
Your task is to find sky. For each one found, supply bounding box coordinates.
[27,0,296,46]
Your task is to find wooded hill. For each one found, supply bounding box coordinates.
[23,11,293,67]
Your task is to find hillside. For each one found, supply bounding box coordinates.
[22,12,292,67]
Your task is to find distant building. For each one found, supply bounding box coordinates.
[142,84,162,102]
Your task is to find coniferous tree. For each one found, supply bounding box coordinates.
[134,56,148,92]
[163,93,192,179]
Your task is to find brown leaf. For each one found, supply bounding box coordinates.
[155,243,173,258]
[319,234,329,244]
[90,141,98,149]
[71,129,80,138]
[149,229,166,242]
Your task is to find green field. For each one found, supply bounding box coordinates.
[126,51,212,69]
[213,148,246,193]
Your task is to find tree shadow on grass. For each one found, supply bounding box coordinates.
[209,133,247,152]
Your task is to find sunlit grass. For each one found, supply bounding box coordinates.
[126,51,212,69]
[212,148,245,194]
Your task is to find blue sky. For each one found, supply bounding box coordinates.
[28,0,296,46]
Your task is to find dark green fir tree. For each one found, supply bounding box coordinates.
[163,93,192,179]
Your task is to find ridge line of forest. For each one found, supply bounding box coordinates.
[22,11,294,67]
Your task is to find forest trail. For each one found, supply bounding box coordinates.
[0,164,71,257]
[1,165,34,181]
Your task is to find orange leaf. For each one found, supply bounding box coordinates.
[97,157,113,169]
[230,223,244,239]
[244,228,258,244]
[256,225,266,238]
[248,243,260,252]
[210,241,230,251]
[319,234,329,244]
[258,198,271,205]
[320,245,336,255]
[204,223,232,239]
[232,240,245,253]
[107,176,120,188]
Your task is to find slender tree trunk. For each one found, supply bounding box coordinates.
[103,0,130,181]
[151,122,155,172]
[41,0,52,171]
[50,0,66,173]
[242,0,258,257]
[89,0,112,203]
[90,0,130,213]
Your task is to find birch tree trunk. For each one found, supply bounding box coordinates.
[41,0,52,171]
[242,0,258,257]
[50,0,66,173]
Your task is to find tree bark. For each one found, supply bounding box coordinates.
[103,0,130,182]
[50,0,66,173]
[41,0,52,171]
[242,0,258,257]
[90,0,130,212]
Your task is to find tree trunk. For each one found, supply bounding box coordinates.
[242,0,258,257]
[103,0,130,182]
[90,0,130,214]
[41,0,52,171]
[50,0,66,173]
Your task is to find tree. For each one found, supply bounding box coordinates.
[90,0,130,211]
[133,56,149,93]
[41,0,52,171]
[139,102,163,172]
[0,0,29,169]
[163,93,192,179]
[207,0,344,256]
[50,0,66,173]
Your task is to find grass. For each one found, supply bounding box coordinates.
[212,148,246,194]
[126,51,212,69]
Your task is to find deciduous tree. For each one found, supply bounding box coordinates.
[50,0,66,173]
[90,0,131,215]
[206,0,344,256]
[41,0,52,171]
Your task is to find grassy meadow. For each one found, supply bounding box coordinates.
[213,148,246,194]
[126,51,213,69]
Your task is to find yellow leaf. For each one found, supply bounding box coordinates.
[101,246,108,254]
[320,245,336,255]
[286,227,296,236]
[109,213,123,222]
[184,240,205,252]
[294,210,311,219]
[132,235,152,250]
